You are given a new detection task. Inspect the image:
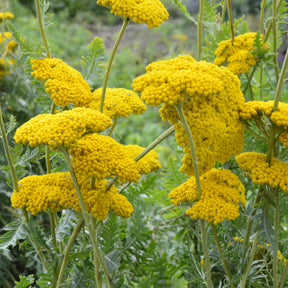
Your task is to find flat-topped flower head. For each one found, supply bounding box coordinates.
[214,32,268,74]
[14,108,112,148]
[31,58,92,108]
[169,168,246,224]
[236,152,288,193]
[0,12,14,21]
[88,87,146,119]
[97,0,169,29]
[136,55,244,176]
[11,172,133,220]
[69,134,140,183]
[124,144,161,174]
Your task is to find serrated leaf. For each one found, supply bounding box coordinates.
[170,0,197,25]
[5,115,17,136]
[16,146,40,167]
[14,274,35,288]
[0,219,27,249]
[56,210,78,241]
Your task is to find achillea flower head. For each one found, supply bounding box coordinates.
[69,134,140,183]
[0,12,14,20]
[124,144,161,174]
[31,58,92,108]
[11,172,133,220]
[88,87,146,119]
[169,168,245,225]
[134,55,244,176]
[214,32,268,74]
[97,0,169,29]
[14,108,112,148]
[236,152,288,193]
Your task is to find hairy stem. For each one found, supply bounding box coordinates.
[227,0,234,43]
[273,194,280,288]
[245,73,254,100]
[197,0,204,60]
[221,0,227,24]
[100,18,129,112]
[272,0,279,83]
[108,117,117,137]
[260,0,266,34]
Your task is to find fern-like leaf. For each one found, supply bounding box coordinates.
[170,0,197,25]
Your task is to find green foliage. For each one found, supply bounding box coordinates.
[14,274,35,288]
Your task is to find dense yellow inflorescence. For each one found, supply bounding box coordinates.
[70,134,140,183]
[169,168,246,224]
[97,0,169,29]
[134,55,244,176]
[0,12,14,20]
[11,172,134,220]
[236,152,288,192]
[88,87,146,119]
[31,58,92,108]
[124,144,161,174]
[14,108,112,148]
[214,32,267,74]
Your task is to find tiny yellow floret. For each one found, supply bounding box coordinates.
[0,12,14,20]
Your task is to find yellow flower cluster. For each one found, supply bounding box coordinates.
[214,32,267,74]
[11,172,134,220]
[169,168,246,225]
[0,12,14,20]
[236,152,288,192]
[124,144,161,174]
[70,134,140,183]
[133,55,244,176]
[97,0,169,29]
[88,88,146,119]
[14,108,112,148]
[31,58,92,108]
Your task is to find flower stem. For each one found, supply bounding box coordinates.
[272,0,279,83]
[279,260,288,288]
[212,224,235,288]
[35,0,51,58]
[227,0,234,43]
[260,0,267,34]
[48,211,57,251]
[273,194,280,288]
[61,148,114,288]
[221,0,227,24]
[242,65,257,96]
[245,73,254,100]
[108,117,117,137]
[197,0,204,60]
[240,231,259,288]
[100,18,129,113]
[53,216,84,288]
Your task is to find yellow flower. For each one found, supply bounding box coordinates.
[69,133,140,183]
[0,12,14,20]
[88,87,146,119]
[97,0,169,29]
[124,144,161,174]
[169,168,246,225]
[11,172,133,220]
[134,55,244,176]
[14,108,112,148]
[31,58,92,108]
[236,152,288,193]
[214,32,268,74]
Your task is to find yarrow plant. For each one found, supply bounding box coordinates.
[2,0,288,287]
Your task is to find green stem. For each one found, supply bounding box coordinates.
[245,73,254,100]
[100,18,129,113]
[61,148,114,288]
[53,216,85,288]
[108,117,117,137]
[240,231,259,288]
[212,224,235,288]
[227,0,234,43]
[242,65,257,96]
[35,0,51,58]
[279,260,288,288]
[221,0,227,24]
[273,194,280,288]
[197,0,204,60]
[260,0,266,35]
[174,104,201,199]
[106,125,175,191]
[260,63,264,100]
[48,211,57,251]
[272,0,279,83]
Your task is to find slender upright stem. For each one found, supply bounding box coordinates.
[272,0,279,83]
[108,117,117,137]
[48,212,57,251]
[100,18,129,112]
[227,0,234,43]
[273,194,280,288]
[242,66,257,96]
[61,148,114,288]
[221,0,227,24]
[212,224,235,288]
[53,216,85,288]
[197,0,204,60]
[245,73,254,100]
[260,0,267,34]
[279,260,288,288]
[240,232,259,288]
[35,0,51,58]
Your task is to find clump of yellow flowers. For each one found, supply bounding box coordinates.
[97,0,169,29]
[169,169,246,224]
[214,32,268,74]
[133,54,244,176]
